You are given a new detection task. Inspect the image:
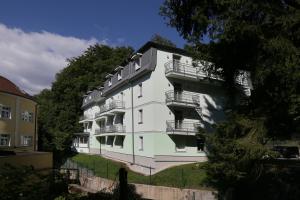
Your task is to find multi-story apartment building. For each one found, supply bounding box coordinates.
[0,76,52,170]
[75,42,252,174]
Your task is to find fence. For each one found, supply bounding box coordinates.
[62,158,206,189]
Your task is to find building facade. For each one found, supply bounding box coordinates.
[0,76,52,170]
[75,42,252,174]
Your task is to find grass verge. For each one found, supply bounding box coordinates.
[70,153,208,189]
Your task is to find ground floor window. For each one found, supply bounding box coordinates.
[0,134,10,146]
[115,136,125,148]
[196,137,205,151]
[139,136,144,151]
[20,135,33,146]
[100,136,106,144]
[80,136,88,144]
[107,136,114,147]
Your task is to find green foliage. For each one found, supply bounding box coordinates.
[35,44,133,165]
[161,0,300,199]
[71,154,207,189]
[161,0,300,136]
[150,34,177,47]
[0,164,68,200]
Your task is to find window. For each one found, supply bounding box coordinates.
[138,83,142,98]
[108,78,112,87]
[0,134,10,146]
[20,135,33,146]
[117,70,122,80]
[134,57,141,70]
[80,136,88,144]
[175,137,186,152]
[0,105,11,119]
[196,137,205,152]
[115,136,125,148]
[138,109,143,124]
[139,136,143,150]
[21,111,33,122]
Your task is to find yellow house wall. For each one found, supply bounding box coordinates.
[0,92,17,147]
[18,97,36,150]
[0,92,37,151]
[0,152,53,170]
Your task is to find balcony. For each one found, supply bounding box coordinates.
[165,60,250,88]
[166,120,201,135]
[79,115,93,122]
[98,100,125,116]
[165,90,200,108]
[95,124,126,135]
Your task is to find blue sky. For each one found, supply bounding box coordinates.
[0,0,186,49]
[0,0,187,94]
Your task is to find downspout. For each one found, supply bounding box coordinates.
[130,73,135,164]
[34,103,38,151]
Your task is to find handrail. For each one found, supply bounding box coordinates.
[166,120,200,133]
[95,124,126,134]
[79,115,93,121]
[165,60,249,86]
[165,90,199,105]
[98,100,125,114]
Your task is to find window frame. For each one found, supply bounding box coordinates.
[0,134,10,146]
[117,70,122,81]
[0,105,11,120]
[134,57,141,71]
[20,135,33,146]
[138,83,143,98]
[138,109,143,124]
[139,136,143,151]
[21,111,34,123]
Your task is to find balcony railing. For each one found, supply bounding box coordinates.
[95,124,126,134]
[165,90,200,105]
[165,60,249,87]
[79,115,93,121]
[166,120,201,135]
[99,100,125,114]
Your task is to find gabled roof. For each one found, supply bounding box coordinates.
[0,75,34,101]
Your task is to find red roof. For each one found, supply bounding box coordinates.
[0,76,33,100]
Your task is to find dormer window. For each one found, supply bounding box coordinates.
[131,53,142,71]
[106,74,113,87]
[134,57,141,70]
[117,70,122,80]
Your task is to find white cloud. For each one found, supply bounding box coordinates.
[0,23,99,95]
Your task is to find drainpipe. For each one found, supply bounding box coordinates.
[34,103,38,151]
[131,81,135,164]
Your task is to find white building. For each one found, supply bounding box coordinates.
[74,42,252,174]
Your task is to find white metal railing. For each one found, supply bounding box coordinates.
[166,120,201,134]
[98,100,125,114]
[79,115,93,121]
[165,60,249,87]
[165,90,200,105]
[95,124,126,134]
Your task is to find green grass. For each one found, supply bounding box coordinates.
[70,153,208,189]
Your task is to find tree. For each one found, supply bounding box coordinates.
[161,0,300,199]
[35,44,133,165]
[150,34,177,47]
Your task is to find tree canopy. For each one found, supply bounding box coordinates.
[35,44,133,165]
[151,34,177,47]
[161,0,300,199]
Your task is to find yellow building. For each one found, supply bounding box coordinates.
[0,75,52,170]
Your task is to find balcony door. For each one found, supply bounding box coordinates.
[173,54,181,71]
[174,83,182,102]
[175,110,183,130]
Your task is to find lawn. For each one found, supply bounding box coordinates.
[70,153,208,189]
